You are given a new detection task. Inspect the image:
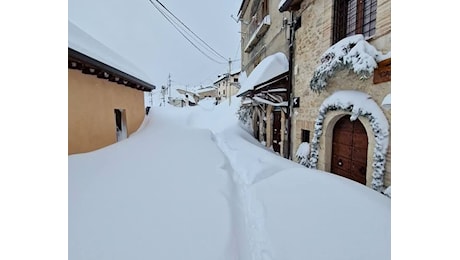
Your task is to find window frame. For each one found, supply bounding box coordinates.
[332,0,377,44]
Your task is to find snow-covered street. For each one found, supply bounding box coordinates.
[68,98,390,260]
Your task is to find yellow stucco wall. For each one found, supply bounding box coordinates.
[68,69,146,155]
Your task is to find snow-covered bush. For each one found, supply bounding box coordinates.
[295,142,310,166]
[310,34,387,93]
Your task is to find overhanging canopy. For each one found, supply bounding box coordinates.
[237,52,289,97]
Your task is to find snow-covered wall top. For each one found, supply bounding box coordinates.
[68,19,154,85]
[237,52,289,96]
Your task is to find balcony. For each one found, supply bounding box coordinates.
[244,15,271,53]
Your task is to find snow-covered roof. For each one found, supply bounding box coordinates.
[195,86,217,94]
[213,70,241,84]
[237,52,289,96]
[68,19,154,86]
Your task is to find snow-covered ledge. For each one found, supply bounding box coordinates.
[305,90,390,192]
[244,15,271,53]
[310,34,390,93]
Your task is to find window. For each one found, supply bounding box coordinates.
[301,129,310,143]
[248,0,269,35]
[332,0,377,44]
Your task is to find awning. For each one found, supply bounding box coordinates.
[237,52,289,97]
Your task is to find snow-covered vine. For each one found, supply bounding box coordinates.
[304,91,389,192]
[237,104,253,132]
[310,34,389,93]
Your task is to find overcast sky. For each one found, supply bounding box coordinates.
[69,0,243,88]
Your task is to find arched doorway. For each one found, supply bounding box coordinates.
[331,115,368,184]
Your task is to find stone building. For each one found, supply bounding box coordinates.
[280,0,391,191]
[214,71,240,104]
[236,0,294,158]
[235,0,391,191]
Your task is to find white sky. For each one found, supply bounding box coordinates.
[68,0,242,88]
[2,1,460,260]
[69,97,390,259]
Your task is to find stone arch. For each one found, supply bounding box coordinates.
[322,111,375,187]
[307,90,389,191]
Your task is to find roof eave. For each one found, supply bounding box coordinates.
[68,48,156,91]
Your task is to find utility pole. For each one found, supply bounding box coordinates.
[168,73,172,98]
[161,85,166,107]
[227,58,232,106]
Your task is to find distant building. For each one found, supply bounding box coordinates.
[68,20,155,155]
[213,71,240,103]
[174,88,200,106]
[195,85,218,100]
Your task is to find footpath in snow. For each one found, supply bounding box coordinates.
[69,98,390,260]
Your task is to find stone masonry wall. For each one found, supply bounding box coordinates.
[290,0,391,187]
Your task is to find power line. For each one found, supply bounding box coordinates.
[154,0,228,62]
[147,0,227,64]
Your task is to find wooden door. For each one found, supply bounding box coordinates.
[253,109,260,141]
[272,111,281,154]
[331,116,368,184]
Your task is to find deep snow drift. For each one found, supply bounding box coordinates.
[69,97,390,260]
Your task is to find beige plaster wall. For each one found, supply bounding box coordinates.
[290,0,391,187]
[240,0,290,74]
[68,69,146,155]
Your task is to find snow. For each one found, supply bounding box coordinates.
[382,93,391,110]
[384,186,391,198]
[307,90,390,191]
[195,86,217,94]
[244,15,271,52]
[295,141,310,165]
[252,96,288,107]
[68,19,154,86]
[278,0,288,10]
[310,34,389,93]
[321,90,389,150]
[237,52,289,96]
[69,93,390,260]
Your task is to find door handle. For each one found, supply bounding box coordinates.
[338,159,343,166]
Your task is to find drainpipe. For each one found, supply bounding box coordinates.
[286,11,295,160]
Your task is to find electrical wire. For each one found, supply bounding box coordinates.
[147,0,227,64]
[154,0,228,62]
